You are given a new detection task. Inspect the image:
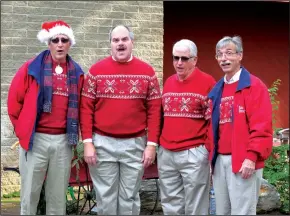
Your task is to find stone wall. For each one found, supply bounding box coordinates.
[1,1,164,194]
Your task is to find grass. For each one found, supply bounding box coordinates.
[1,198,20,203]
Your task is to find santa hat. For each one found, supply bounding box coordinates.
[37,20,76,46]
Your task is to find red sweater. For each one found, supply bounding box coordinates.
[36,61,68,134]
[218,82,238,154]
[160,67,216,152]
[80,56,162,143]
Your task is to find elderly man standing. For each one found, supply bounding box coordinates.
[158,39,216,215]
[7,20,84,215]
[208,35,273,215]
[80,25,162,215]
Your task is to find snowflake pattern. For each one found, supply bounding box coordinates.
[204,99,212,120]
[179,97,192,112]
[219,96,234,124]
[104,80,116,93]
[52,73,68,97]
[148,80,159,96]
[88,79,96,94]
[163,97,172,111]
[162,92,208,118]
[81,72,161,100]
[128,80,140,93]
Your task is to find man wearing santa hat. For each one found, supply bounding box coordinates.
[7,20,84,215]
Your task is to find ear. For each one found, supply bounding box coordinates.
[238,52,243,61]
[193,56,198,66]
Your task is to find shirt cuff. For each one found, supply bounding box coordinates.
[246,151,258,162]
[147,141,158,147]
[83,138,92,143]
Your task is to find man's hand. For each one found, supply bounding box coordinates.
[141,145,156,168]
[84,142,97,166]
[239,159,256,179]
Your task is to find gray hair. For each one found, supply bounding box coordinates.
[109,25,134,42]
[216,36,243,53]
[172,39,197,57]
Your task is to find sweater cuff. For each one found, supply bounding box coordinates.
[246,151,258,162]
[83,138,92,143]
[147,141,158,147]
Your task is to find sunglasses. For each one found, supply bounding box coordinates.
[172,55,193,62]
[50,37,70,44]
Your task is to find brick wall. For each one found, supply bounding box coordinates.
[1,1,164,194]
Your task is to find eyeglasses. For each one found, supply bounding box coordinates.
[173,55,193,62]
[50,37,70,44]
[215,51,239,59]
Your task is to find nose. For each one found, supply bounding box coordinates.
[177,58,183,64]
[220,53,227,60]
[57,41,64,46]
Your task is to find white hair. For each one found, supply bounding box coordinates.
[172,39,198,57]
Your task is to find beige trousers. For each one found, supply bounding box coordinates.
[212,155,263,215]
[19,133,72,215]
[88,133,146,215]
[157,145,211,215]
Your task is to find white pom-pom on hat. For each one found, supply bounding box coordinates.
[37,20,76,46]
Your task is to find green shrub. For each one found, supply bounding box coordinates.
[2,190,20,198]
[71,141,85,181]
[264,79,289,214]
[264,144,289,213]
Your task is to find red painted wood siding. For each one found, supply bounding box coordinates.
[163,1,289,128]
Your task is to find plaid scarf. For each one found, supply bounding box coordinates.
[41,50,79,145]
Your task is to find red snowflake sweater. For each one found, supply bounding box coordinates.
[36,61,69,134]
[218,82,238,154]
[160,67,216,152]
[80,56,162,143]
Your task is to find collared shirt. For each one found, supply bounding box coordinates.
[111,54,133,62]
[224,68,242,84]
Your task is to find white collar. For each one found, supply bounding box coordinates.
[224,68,242,84]
[112,54,133,62]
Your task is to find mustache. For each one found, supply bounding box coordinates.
[117,46,126,49]
[220,62,231,66]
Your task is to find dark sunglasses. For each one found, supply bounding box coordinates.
[172,55,193,62]
[50,37,70,44]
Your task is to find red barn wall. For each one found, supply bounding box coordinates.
[163,1,289,128]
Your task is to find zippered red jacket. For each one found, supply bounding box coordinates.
[208,67,273,173]
[7,55,84,151]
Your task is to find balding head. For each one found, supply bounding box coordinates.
[110,25,134,63]
[109,25,134,42]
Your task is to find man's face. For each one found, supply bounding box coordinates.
[48,34,71,63]
[216,42,243,74]
[110,26,133,62]
[173,46,197,80]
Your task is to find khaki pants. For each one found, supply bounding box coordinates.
[212,155,263,215]
[88,133,146,215]
[157,145,211,215]
[19,133,72,215]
